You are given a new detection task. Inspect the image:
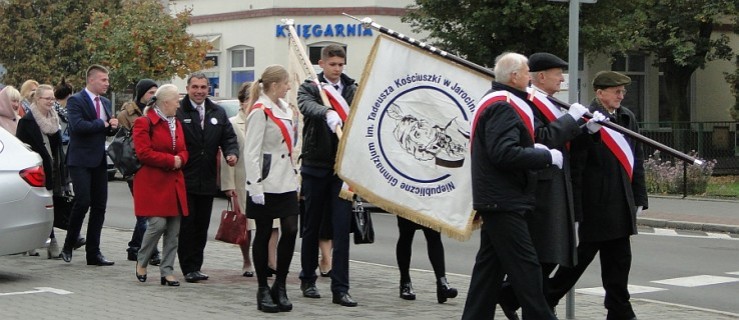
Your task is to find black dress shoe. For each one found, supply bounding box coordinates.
[399,282,416,300]
[87,254,114,266]
[74,237,86,250]
[127,251,137,261]
[300,282,321,298]
[257,286,279,313]
[184,272,201,283]
[60,249,72,263]
[161,277,180,286]
[332,292,357,307]
[194,270,209,280]
[149,253,161,266]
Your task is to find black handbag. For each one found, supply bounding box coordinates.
[107,118,150,177]
[52,192,74,230]
[351,198,374,244]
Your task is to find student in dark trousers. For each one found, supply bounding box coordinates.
[297,44,358,307]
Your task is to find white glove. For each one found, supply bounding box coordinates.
[636,206,644,216]
[567,103,588,121]
[586,111,607,134]
[325,110,342,133]
[533,143,548,150]
[548,148,563,169]
[251,193,265,205]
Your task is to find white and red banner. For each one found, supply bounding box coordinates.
[336,35,492,240]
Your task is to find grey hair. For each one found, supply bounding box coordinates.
[493,52,528,84]
[144,84,179,113]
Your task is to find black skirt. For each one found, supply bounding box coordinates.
[246,191,299,220]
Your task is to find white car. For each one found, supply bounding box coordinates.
[0,127,54,256]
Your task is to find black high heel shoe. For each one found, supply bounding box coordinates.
[271,281,293,311]
[135,263,147,282]
[257,286,279,313]
[160,277,180,286]
[266,267,276,278]
[399,281,416,300]
[436,277,458,304]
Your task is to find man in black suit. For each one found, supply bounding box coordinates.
[61,65,118,266]
[176,72,238,282]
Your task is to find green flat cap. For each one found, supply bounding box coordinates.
[592,71,631,88]
[529,52,568,72]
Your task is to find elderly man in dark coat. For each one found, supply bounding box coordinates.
[461,52,562,320]
[546,71,648,320]
[497,52,601,319]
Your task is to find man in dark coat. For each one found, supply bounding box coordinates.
[497,52,598,319]
[297,44,359,307]
[546,71,648,320]
[461,52,561,320]
[176,72,239,282]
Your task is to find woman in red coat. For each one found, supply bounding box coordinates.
[133,84,189,286]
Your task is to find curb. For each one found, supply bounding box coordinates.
[637,217,739,235]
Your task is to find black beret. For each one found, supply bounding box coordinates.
[528,52,568,72]
[592,71,631,88]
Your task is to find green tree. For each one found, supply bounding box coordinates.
[84,0,213,92]
[635,0,736,122]
[404,0,737,122]
[0,0,121,87]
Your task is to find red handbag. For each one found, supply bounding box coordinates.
[215,194,248,245]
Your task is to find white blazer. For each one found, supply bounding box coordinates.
[243,95,299,195]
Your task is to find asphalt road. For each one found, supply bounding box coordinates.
[104,180,739,316]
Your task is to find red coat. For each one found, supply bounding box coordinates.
[132,110,189,217]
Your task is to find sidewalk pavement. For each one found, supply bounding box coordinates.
[637,195,739,235]
[1,221,737,320]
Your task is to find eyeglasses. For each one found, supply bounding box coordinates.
[605,88,627,96]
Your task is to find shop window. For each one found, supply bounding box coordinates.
[308,43,348,65]
[612,54,646,120]
[230,46,255,97]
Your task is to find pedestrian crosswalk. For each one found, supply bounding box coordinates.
[638,227,739,240]
[576,272,739,297]
[651,275,739,287]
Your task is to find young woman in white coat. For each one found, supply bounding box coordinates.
[244,65,300,313]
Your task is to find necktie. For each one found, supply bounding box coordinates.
[94,96,101,119]
[333,84,340,91]
[197,105,204,129]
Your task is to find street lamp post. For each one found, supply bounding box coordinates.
[548,1,596,319]
[550,0,597,104]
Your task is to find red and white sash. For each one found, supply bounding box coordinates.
[598,124,635,181]
[321,82,350,122]
[526,87,564,122]
[254,103,294,156]
[470,91,535,148]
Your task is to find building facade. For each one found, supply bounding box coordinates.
[171,0,737,126]
[168,0,421,98]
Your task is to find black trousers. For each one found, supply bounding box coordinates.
[299,172,352,294]
[461,211,556,320]
[547,236,635,320]
[64,162,108,259]
[396,216,446,282]
[178,193,214,275]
